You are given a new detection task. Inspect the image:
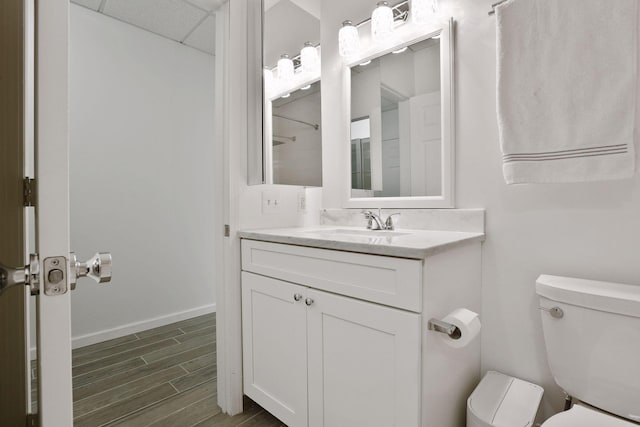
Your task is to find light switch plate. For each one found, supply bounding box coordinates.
[262,190,280,214]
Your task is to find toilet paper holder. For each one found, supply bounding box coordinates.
[428,318,462,340]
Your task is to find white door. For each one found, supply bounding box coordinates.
[307,289,422,427]
[1,0,79,425]
[409,91,442,197]
[35,0,75,425]
[242,272,308,427]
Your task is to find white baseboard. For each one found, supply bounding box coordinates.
[30,303,216,360]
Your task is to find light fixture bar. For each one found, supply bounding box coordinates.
[267,42,321,72]
[355,0,410,28]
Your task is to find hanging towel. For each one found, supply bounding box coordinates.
[496,0,637,184]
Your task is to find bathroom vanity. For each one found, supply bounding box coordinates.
[238,226,484,427]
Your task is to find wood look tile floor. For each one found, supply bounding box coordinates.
[32,313,286,426]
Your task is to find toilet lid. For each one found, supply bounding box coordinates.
[542,404,638,427]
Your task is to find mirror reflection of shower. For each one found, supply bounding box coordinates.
[270,81,322,186]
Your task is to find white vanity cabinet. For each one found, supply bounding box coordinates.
[242,271,421,427]
[240,236,482,427]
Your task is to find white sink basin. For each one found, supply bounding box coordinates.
[296,228,410,243]
[312,228,409,238]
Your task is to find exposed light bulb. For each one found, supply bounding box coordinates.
[411,0,439,24]
[359,60,372,67]
[301,42,320,73]
[371,1,394,44]
[338,20,360,57]
[281,93,291,99]
[393,47,408,54]
[301,85,312,90]
[277,54,294,82]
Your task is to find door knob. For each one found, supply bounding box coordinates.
[70,252,112,290]
[294,293,303,302]
[305,298,314,306]
[0,254,39,296]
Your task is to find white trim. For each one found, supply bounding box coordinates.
[341,18,456,209]
[217,0,245,415]
[29,304,217,360]
[269,74,320,101]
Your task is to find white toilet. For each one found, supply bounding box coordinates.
[536,275,640,426]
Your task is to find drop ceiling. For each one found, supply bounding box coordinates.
[71,0,221,55]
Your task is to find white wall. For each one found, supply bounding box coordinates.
[67,4,217,345]
[321,0,640,420]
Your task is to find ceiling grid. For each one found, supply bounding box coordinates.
[70,0,218,55]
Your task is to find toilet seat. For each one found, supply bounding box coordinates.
[542,404,638,427]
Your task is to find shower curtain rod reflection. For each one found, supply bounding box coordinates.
[273,114,320,130]
[274,135,297,142]
[488,0,508,15]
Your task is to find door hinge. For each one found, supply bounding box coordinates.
[26,413,38,427]
[224,224,230,237]
[23,178,36,207]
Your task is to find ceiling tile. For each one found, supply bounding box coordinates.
[184,14,216,55]
[103,0,207,42]
[71,0,103,11]
[264,0,283,11]
[290,0,320,19]
[183,0,223,12]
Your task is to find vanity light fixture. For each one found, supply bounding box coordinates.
[277,54,294,82]
[339,20,361,57]
[371,1,395,43]
[301,42,320,73]
[411,0,439,24]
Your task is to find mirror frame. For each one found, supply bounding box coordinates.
[342,18,455,208]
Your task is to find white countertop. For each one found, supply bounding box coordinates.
[238,226,485,259]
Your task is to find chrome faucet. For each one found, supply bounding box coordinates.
[363,210,400,231]
[363,210,385,230]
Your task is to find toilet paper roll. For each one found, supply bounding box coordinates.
[440,308,481,349]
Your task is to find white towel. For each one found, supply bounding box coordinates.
[496,0,637,184]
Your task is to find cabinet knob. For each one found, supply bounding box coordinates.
[294,293,303,302]
[305,298,314,306]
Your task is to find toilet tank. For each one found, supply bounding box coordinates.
[536,275,640,422]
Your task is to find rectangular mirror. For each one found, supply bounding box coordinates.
[344,20,454,208]
[262,0,322,187]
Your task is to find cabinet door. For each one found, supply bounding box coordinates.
[242,272,308,427]
[307,289,421,427]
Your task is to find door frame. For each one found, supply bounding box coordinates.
[30,0,244,421]
[217,0,263,415]
[0,0,29,423]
